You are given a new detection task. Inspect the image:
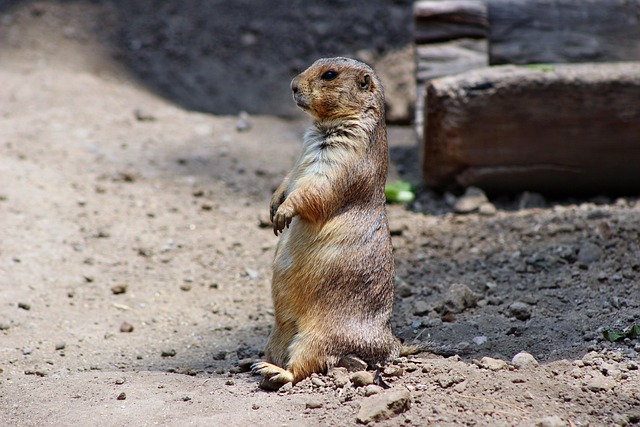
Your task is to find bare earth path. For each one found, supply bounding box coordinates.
[1,3,639,426]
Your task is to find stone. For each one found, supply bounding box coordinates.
[329,367,350,388]
[478,202,497,216]
[412,300,430,316]
[306,400,323,409]
[395,278,413,298]
[535,415,566,427]
[479,356,508,371]
[443,283,478,313]
[364,384,383,396]
[586,375,613,392]
[337,355,368,372]
[454,187,488,213]
[350,371,375,387]
[577,242,602,265]
[508,301,532,321]
[120,322,134,333]
[357,388,411,424]
[161,349,176,357]
[512,352,539,369]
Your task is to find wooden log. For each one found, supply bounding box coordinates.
[488,0,640,65]
[422,62,640,194]
[414,39,488,138]
[414,0,487,43]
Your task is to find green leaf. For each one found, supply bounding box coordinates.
[385,181,415,204]
[601,324,640,342]
[524,64,555,72]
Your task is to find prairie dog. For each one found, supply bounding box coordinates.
[253,57,400,388]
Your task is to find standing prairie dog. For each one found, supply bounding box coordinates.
[252,57,400,388]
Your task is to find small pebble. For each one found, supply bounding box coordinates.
[350,371,374,387]
[364,384,383,396]
[512,351,539,369]
[55,342,66,351]
[18,302,31,311]
[110,285,127,295]
[305,400,323,409]
[454,186,488,213]
[508,302,532,321]
[161,349,177,357]
[535,415,566,427]
[356,388,411,424]
[120,322,134,333]
[478,356,508,371]
[115,378,126,385]
[116,392,126,400]
[577,242,602,265]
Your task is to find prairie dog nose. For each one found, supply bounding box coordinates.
[291,77,300,94]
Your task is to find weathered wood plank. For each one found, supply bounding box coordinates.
[422,62,640,193]
[414,0,487,43]
[488,0,640,65]
[414,39,488,137]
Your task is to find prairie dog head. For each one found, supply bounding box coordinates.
[290,57,384,122]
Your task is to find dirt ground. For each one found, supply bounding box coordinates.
[1,3,639,426]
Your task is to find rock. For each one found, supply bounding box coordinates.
[120,322,134,333]
[110,284,127,295]
[116,392,126,400]
[382,366,404,378]
[311,377,326,387]
[55,342,66,351]
[351,371,375,387]
[258,377,286,391]
[395,278,413,298]
[508,301,532,321]
[236,111,252,132]
[577,242,602,265]
[478,202,497,216]
[330,367,350,388]
[337,355,368,372]
[133,108,156,122]
[443,283,478,313]
[472,336,487,346]
[535,415,566,427]
[18,302,31,311]
[356,388,411,424]
[305,400,323,409]
[412,300,430,316]
[22,347,33,355]
[519,192,547,209]
[161,349,176,357]
[479,357,508,371]
[245,268,259,279]
[512,352,539,369]
[115,378,125,385]
[586,375,613,392]
[278,381,293,393]
[454,187,488,213]
[364,384,383,396]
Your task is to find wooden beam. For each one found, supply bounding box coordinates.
[414,0,487,43]
[422,62,640,193]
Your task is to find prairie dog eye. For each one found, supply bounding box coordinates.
[320,70,338,81]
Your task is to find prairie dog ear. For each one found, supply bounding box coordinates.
[358,74,371,91]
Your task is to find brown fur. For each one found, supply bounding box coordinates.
[252,57,400,388]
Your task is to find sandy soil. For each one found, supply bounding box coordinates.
[1,3,639,426]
